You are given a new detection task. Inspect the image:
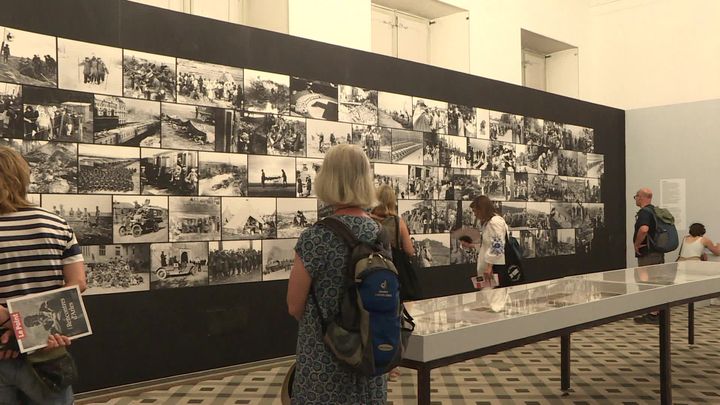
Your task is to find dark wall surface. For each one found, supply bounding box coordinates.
[0,0,626,392]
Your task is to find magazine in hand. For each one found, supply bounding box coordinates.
[451,227,482,244]
[7,286,92,353]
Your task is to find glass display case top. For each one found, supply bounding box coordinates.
[570,261,720,286]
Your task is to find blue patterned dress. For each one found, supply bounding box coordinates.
[293,215,387,404]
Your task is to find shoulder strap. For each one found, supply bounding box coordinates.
[394,215,402,248]
[319,216,359,248]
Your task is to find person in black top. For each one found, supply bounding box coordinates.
[632,187,664,324]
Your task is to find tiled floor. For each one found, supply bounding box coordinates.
[81,304,720,404]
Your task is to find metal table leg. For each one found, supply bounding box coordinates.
[417,366,431,405]
[561,333,571,394]
[688,302,695,345]
[659,306,672,405]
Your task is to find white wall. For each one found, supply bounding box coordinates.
[288,0,372,51]
[625,99,720,266]
[428,12,469,73]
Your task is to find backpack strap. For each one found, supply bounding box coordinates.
[318,216,360,248]
[393,215,402,249]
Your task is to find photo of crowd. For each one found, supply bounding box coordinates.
[489,111,522,143]
[169,196,221,242]
[305,119,352,158]
[377,91,412,129]
[438,134,468,168]
[57,38,122,96]
[198,151,247,196]
[296,157,321,197]
[276,198,316,238]
[523,117,544,146]
[0,82,22,138]
[42,194,113,245]
[565,124,594,153]
[83,244,150,295]
[264,115,306,157]
[391,129,423,165]
[113,196,168,244]
[140,149,199,195]
[222,197,276,240]
[528,174,564,202]
[399,199,436,234]
[262,238,297,281]
[407,165,441,200]
[289,77,337,121]
[150,242,209,290]
[441,168,482,201]
[373,162,409,200]
[123,49,176,101]
[412,98,447,134]
[434,200,460,233]
[502,201,527,228]
[176,58,243,109]
[506,172,529,201]
[447,104,476,137]
[78,144,140,194]
[22,86,93,142]
[0,27,57,87]
[352,124,391,162]
[338,85,377,125]
[244,69,289,114]
[208,241,262,285]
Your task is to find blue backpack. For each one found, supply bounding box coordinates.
[311,217,415,376]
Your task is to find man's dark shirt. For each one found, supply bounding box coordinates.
[634,204,657,256]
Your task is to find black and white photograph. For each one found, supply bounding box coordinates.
[42,193,113,245]
[475,108,490,139]
[247,155,296,197]
[352,124,391,162]
[57,38,122,96]
[556,229,576,255]
[391,129,423,165]
[0,82,22,138]
[506,172,529,201]
[581,203,604,229]
[543,121,564,150]
[228,111,271,155]
[112,195,168,244]
[222,197,276,240]
[528,174,563,202]
[93,95,161,147]
[22,86,93,143]
[140,149,199,196]
[398,199,435,234]
[305,118,352,158]
[566,124,594,152]
[460,200,477,227]
[373,163,409,199]
[123,49,176,101]
[435,200,460,233]
[83,244,151,295]
[214,109,249,153]
[447,104,476,137]
[586,153,604,178]
[489,110,522,143]
[276,198,316,238]
[514,144,531,173]
[0,26,57,87]
[438,134,468,168]
[208,240,262,285]
[526,202,552,229]
[561,176,588,203]
[526,145,558,174]
[0,138,77,193]
[533,229,557,257]
[78,144,140,194]
[377,91,412,129]
[441,168,482,201]
[169,196,221,242]
[523,117,544,146]
[412,233,450,268]
[407,165,441,200]
[423,132,440,166]
[511,230,536,259]
[549,202,574,229]
[7,286,91,353]
[198,151,247,196]
[161,102,218,151]
[338,85,377,125]
[244,69,289,114]
[586,178,601,202]
[262,238,297,281]
[467,138,492,170]
[502,201,527,229]
[558,150,582,177]
[176,58,243,109]
[412,98,447,134]
[150,242,209,290]
[576,152,588,177]
[290,76,337,120]
[264,115,306,157]
[575,227,593,255]
[450,236,478,265]
[478,170,506,201]
[296,157,321,197]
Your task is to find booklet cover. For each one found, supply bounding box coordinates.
[7,286,92,353]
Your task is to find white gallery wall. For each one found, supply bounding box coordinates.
[288,0,372,51]
[625,99,720,266]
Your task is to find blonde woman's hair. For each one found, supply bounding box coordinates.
[0,146,32,214]
[315,144,376,208]
[372,184,397,216]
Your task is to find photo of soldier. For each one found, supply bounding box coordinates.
[0,82,22,138]
[586,178,601,202]
[198,151,247,197]
[439,168,483,201]
[0,138,77,193]
[123,49,176,101]
[523,117,544,146]
[262,238,297,281]
[377,91,412,129]
[391,128,423,165]
[438,134,468,168]
[276,198,316,238]
[447,104,476,137]
[305,118,352,158]
[543,120,564,150]
[398,199,436,234]
[352,124,391,162]
[150,242,209,290]
[247,155,296,197]
[434,200,461,233]
[176,58,243,109]
[489,110,522,143]
[140,149,199,196]
[526,202,553,229]
[42,194,113,245]
[0,27,57,87]
[244,69,290,114]
[22,86,94,143]
[221,197,276,240]
[528,174,564,202]
[565,124,594,153]
[83,244,151,295]
[487,141,516,172]
[562,176,587,203]
[264,114,306,157]
[412,98,447,134]
[168,196,221,242]
[289,76,338,121]
[502,201,527,228]
[93,95,161,147]
[78,144,140,194]
[208,241,262,285]
[558,150,584,177]
[112,196,168,244]
[506,172,529,201]
[533,229,558,257]
[373,162,409,199]
[58,38,122,96]
[526,145,559,175]
[406,165,441,200]
[478,170,506,201]
[338,85,378,126]
[296,157,321,198]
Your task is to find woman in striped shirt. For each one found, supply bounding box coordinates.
[0,145,87,404]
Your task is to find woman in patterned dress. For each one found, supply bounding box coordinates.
[287,144,387,404]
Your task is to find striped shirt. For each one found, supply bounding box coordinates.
[0,206,83,303]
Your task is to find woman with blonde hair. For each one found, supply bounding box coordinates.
[0,146,87,404]
[287,144,387,404]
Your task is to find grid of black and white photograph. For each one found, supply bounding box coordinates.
[2,24,608,297]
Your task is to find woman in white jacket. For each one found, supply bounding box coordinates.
[462,195,510,287]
